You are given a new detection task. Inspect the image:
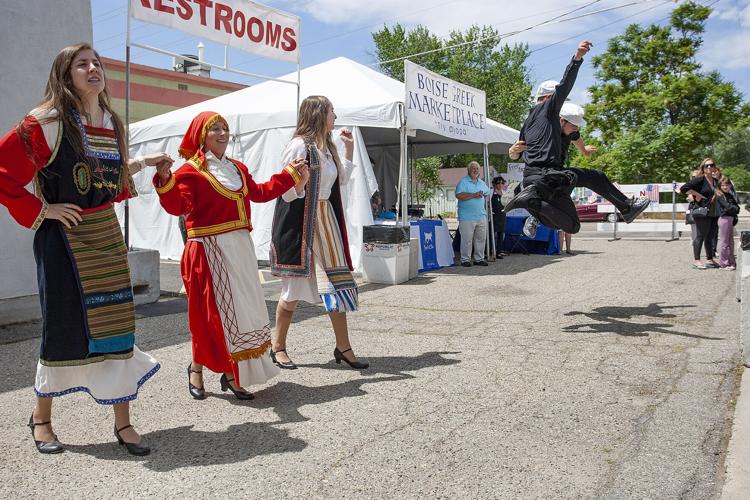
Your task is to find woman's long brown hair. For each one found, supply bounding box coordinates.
[293,95,341,169]
[18,43,130,194]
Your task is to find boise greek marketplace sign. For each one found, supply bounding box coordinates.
[404,60,487,143]
[131,0,300,62]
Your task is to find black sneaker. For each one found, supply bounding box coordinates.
[461,262,472,267]
[474,260,489,266]
[621,197,650,224]
[523,216,539,238]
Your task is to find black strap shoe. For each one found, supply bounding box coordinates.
[115,425,150,456]
[334,347,369,369]
[270,348,298,369]
[220,374,254,400]
[187,364,206,400]
[28,415,64,454]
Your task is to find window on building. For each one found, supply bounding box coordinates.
[178,83,188,91]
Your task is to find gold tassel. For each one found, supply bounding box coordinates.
[228,340,272,363]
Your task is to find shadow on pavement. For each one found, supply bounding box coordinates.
[562,302,720,339]
[221,352,461,424]
[64,422,306,471]
[297,350,461,377]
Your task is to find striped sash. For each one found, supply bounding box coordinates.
[313,200,358,312]
[64,205,135,353]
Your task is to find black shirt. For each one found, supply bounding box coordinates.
[559,131,580,167]
[519,57,583,169]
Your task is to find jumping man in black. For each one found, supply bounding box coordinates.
[504,40,649,237]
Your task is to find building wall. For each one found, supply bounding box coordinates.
[102,58,246,123]
[0,1,92,302]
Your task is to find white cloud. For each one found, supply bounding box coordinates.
[701,29,750,70]
[283,0,675,47]
[712,0,750,26]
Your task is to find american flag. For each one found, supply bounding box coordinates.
[641,184,659,202]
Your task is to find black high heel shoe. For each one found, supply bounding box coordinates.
[114,424,150,456]
[334,347,369,369]
[219,374,254,400]
[270,348,298,370]
[187,364,206,400]
[27,414,64,454]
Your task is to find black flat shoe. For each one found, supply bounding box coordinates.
[219,374,254,400]
[187,364,206,400]
[114,424,150,456]
[334,347,369,369]
[270,348,298,370]
[27,415,64,454]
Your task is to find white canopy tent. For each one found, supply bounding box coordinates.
[124,57,518,266]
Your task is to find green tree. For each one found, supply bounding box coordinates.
[372,24,532,171]
[413,156,443,205]
[713,126,750,171]
[578,1,750,184]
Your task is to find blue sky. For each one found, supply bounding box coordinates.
[92,0,750,117]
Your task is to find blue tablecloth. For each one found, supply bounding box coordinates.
[409,220,454,271]
[503,215,560,255]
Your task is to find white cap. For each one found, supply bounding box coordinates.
[560,102,586,128]
[535,80,558,99]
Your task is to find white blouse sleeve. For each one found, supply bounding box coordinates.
[281,137,307,202]
[338,158,356,186]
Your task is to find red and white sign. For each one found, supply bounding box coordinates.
[131,0,300,63]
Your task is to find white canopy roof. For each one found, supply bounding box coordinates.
[130,56,518,152]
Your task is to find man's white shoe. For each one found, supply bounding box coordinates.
[523,216,539,238]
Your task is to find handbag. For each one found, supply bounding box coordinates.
[691,206,709,217]
[685,212,695,225]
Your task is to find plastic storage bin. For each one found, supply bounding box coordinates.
[362,242,411,284]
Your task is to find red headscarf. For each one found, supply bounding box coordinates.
[178,111,229,170]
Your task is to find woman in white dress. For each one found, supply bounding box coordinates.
[270,96,368,370]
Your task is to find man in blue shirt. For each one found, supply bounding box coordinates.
[456,161,493,266]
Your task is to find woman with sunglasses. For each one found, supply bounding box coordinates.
[680,158,721,269]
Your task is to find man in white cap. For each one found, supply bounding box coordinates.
[504,40,593,238]
[509,102,650,234]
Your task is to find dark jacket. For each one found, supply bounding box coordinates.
[717,191,740,220]
[519,57,582,170]
[680,176,719,217]
[491,192,506,229]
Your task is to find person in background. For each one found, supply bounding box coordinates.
[370,190,382,219]
[686,168,702,245]
[490,176,508,258]
[680,158,721,269]
[560,229,573,255]
[716,175,739,270]
[456,161,492,266]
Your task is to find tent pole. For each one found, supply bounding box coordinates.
[484,143,495,261]
[400,125,408,227]
[296,21,301,120]
[124,2,132,249]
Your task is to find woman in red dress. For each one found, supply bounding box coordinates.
[153,111,308,400]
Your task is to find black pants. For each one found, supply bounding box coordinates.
[523,168,581,234]
[493,213,506,254]
[693,216,718,260]
[564,167,631,212]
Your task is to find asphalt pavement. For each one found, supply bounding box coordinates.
[0,231,746,499]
